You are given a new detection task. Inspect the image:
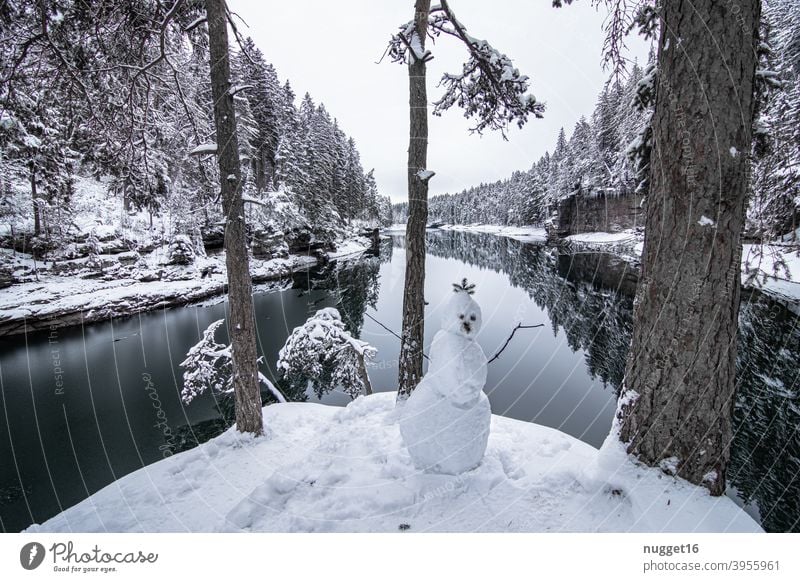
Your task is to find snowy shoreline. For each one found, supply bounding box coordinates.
[0,238,373,338]
[26,393,761,533]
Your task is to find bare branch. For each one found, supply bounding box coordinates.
[487,323,545,364]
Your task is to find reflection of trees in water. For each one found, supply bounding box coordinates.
[731,290,800,532]
[305,257,382,337]
[423,231,799,532]
[425,232,635,392]
[279,253,384,400]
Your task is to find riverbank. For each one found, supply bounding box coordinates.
[26,392,761,533]
[0,236,374,337]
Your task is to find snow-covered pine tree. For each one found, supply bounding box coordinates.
[236,39,282,192]
[180,318,286,405]
[277,308,376,400]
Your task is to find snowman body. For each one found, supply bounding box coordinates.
[400,290,491,475]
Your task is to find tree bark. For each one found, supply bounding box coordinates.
[398,0,431,400]
[206,0,263,435]
[619,0,761,495]
[356,351,373,396]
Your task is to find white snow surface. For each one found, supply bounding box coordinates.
[326,238,371,259]
[566,231,638,245]
[26,393,761,533]
[400,290,490,474]
[189,143,217,155]
[439,223,547,242]
[0,251,318,335]
[0,231,372,335]
[742,245,800,302]
[698,215,716,227]
[381,223,408,234]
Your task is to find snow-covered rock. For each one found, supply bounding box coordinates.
[400,281,491,474]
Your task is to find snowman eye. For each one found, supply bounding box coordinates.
[458,314,464,320]
[470,314,476,321]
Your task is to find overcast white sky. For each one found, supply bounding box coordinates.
[228,0,650,203]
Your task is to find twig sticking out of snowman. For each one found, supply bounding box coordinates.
[399,278,491,474]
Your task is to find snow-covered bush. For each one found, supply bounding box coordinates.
[168,234,195,265]
[180,320,232,404]
[180,319,286,406]
[277,308,376,399]
[84,232,103,272]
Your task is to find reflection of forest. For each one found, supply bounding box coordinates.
[283,250,386,400]
[731,290,800,532]
[418,231,799,532]
[422,231,637,392]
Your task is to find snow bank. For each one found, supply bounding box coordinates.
[0,253,318,337]
[27,394,761,533]
[0,230,374,336]
[742,245,800,302]
[326,238,371,260]
[566,231,638,245]
[440,224,547,242]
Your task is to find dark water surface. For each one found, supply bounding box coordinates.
[0,231,797,532]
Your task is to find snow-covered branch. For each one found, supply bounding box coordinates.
[432,0,544,137]
[277,308,377,399]
[181,319,286,405]
[385,0,545,137]
[189,143,218,156]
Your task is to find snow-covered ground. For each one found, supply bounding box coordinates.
[566,231,638,245]
[27,393,761,533]
[383,223,547,242]
[0,251,318,336]
[0,174,379,335]
[0,239,373,336]
[742,244,800,303]
[327,238,373,259]
[439,223,548,242]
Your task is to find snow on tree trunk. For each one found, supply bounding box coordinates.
[398,0,432,400]
[619,0,761,496]
[206,0,263,436]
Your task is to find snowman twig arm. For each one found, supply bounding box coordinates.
[487,323,545,365]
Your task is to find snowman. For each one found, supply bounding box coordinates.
[399,279,491,474]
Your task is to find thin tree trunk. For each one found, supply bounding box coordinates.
[398,0,431,400]
[206,0,263,435]
[30,162,40,237]
[619,0,761,495]
[356,351,373,396]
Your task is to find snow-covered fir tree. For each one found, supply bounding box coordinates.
[277,308,376,400]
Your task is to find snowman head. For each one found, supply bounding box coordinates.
[442,279,482,338]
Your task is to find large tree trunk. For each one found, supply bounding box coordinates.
[397,0,431,400]
[619,0,761,495]
[206,0,263,435]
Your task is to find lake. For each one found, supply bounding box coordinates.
[0,230,798,532]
